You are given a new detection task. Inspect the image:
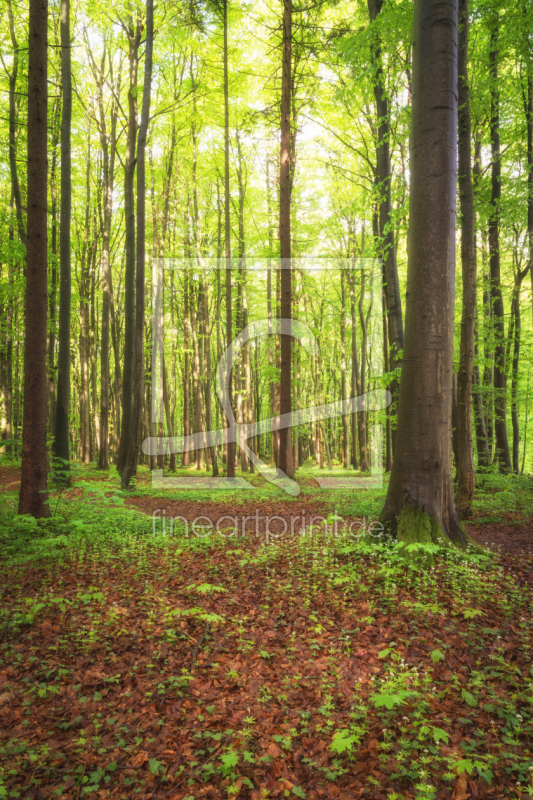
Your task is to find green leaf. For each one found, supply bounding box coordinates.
[148,758,163,775]
[378,648,390,659]
[293,786,306,798]
[370,690,416,709]
[463,608,483,619]
[220,751,239,774]
[456,758,475,775]
[430,649,445,664]
[461,689,478,708]
[431,727,449,744]
[330,729,358,754]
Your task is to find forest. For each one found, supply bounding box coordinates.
[0,0,533,797]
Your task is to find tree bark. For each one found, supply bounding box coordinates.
[117,20,141,476]
[456,0,476,515]
[380,0,466,547]
[368,0,404,448]
[488,16,512,471]
[223,0,235,478]
[5,0,26,247]
[279,0,293,478]
[122,0,153,488]
[53,0,72,481]
[340,270,349,469]
[18,0,49,517]
[97,45,118,470]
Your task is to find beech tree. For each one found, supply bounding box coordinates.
[18,0,49,517]
[53,0,72,482]
[380,0,466,545]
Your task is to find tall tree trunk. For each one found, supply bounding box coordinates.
[48,100,59,440]
[18,0,49,517]
[279,0,293,478]
[117,21,141,475]
[456,0,476,515]
[348,265,360,470]
[182,271,190,467]
[5,0,26,247]
[472,141,491,468]
[526,74,533,324]
[53,0,72,481]
[510,276,525,474]
[380,0,466,546]
[98,56,118,470]
[340,270,349,469]
[122,0,153,488]
[488,16,511,471]
[223,0,235,478]
[368,0,404,451]
[473,318,491,467]
[266,157,278,467]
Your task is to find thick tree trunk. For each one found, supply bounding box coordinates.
[18,0,49,517]
[278,0,293,478]
[380,0,466,547]
[53,0,72,481]
[122,0,153,488]
[488,17,511,471]
[456,0,476,515]
[117,22,141,476]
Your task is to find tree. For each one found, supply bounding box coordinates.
[456,0,476,515]
[380,0,467,546]
[122,0,154,488]
[488,13,512,472]
[54,0,72,482]
[367,0,404,439]
[18,0,49,517]
[116,17,142,476]
[279,0,293,479]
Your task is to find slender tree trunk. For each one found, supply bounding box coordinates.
[368,0,404,451]
[223,0,235,478]
[488,17,511,471]
[340,270,349,469]
[380,0,466,546]
[182,271,190,467]
[358,268,371,471]
[123,0,153,488]
[5,0,26,248]
[266,157,278,467]
[18,0,49,517]
[98,65,118,469]
[117,21,141,475]
[525,75,533,325]
[53,0,72,480]
[511,280,522,474]
[348,266,360,470]
[279,0,293,478]
[473,317,491,467]
[456,0,476,515]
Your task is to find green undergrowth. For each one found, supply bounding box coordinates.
[0,477,532,798]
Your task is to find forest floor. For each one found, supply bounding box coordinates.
[0,463,532,800]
